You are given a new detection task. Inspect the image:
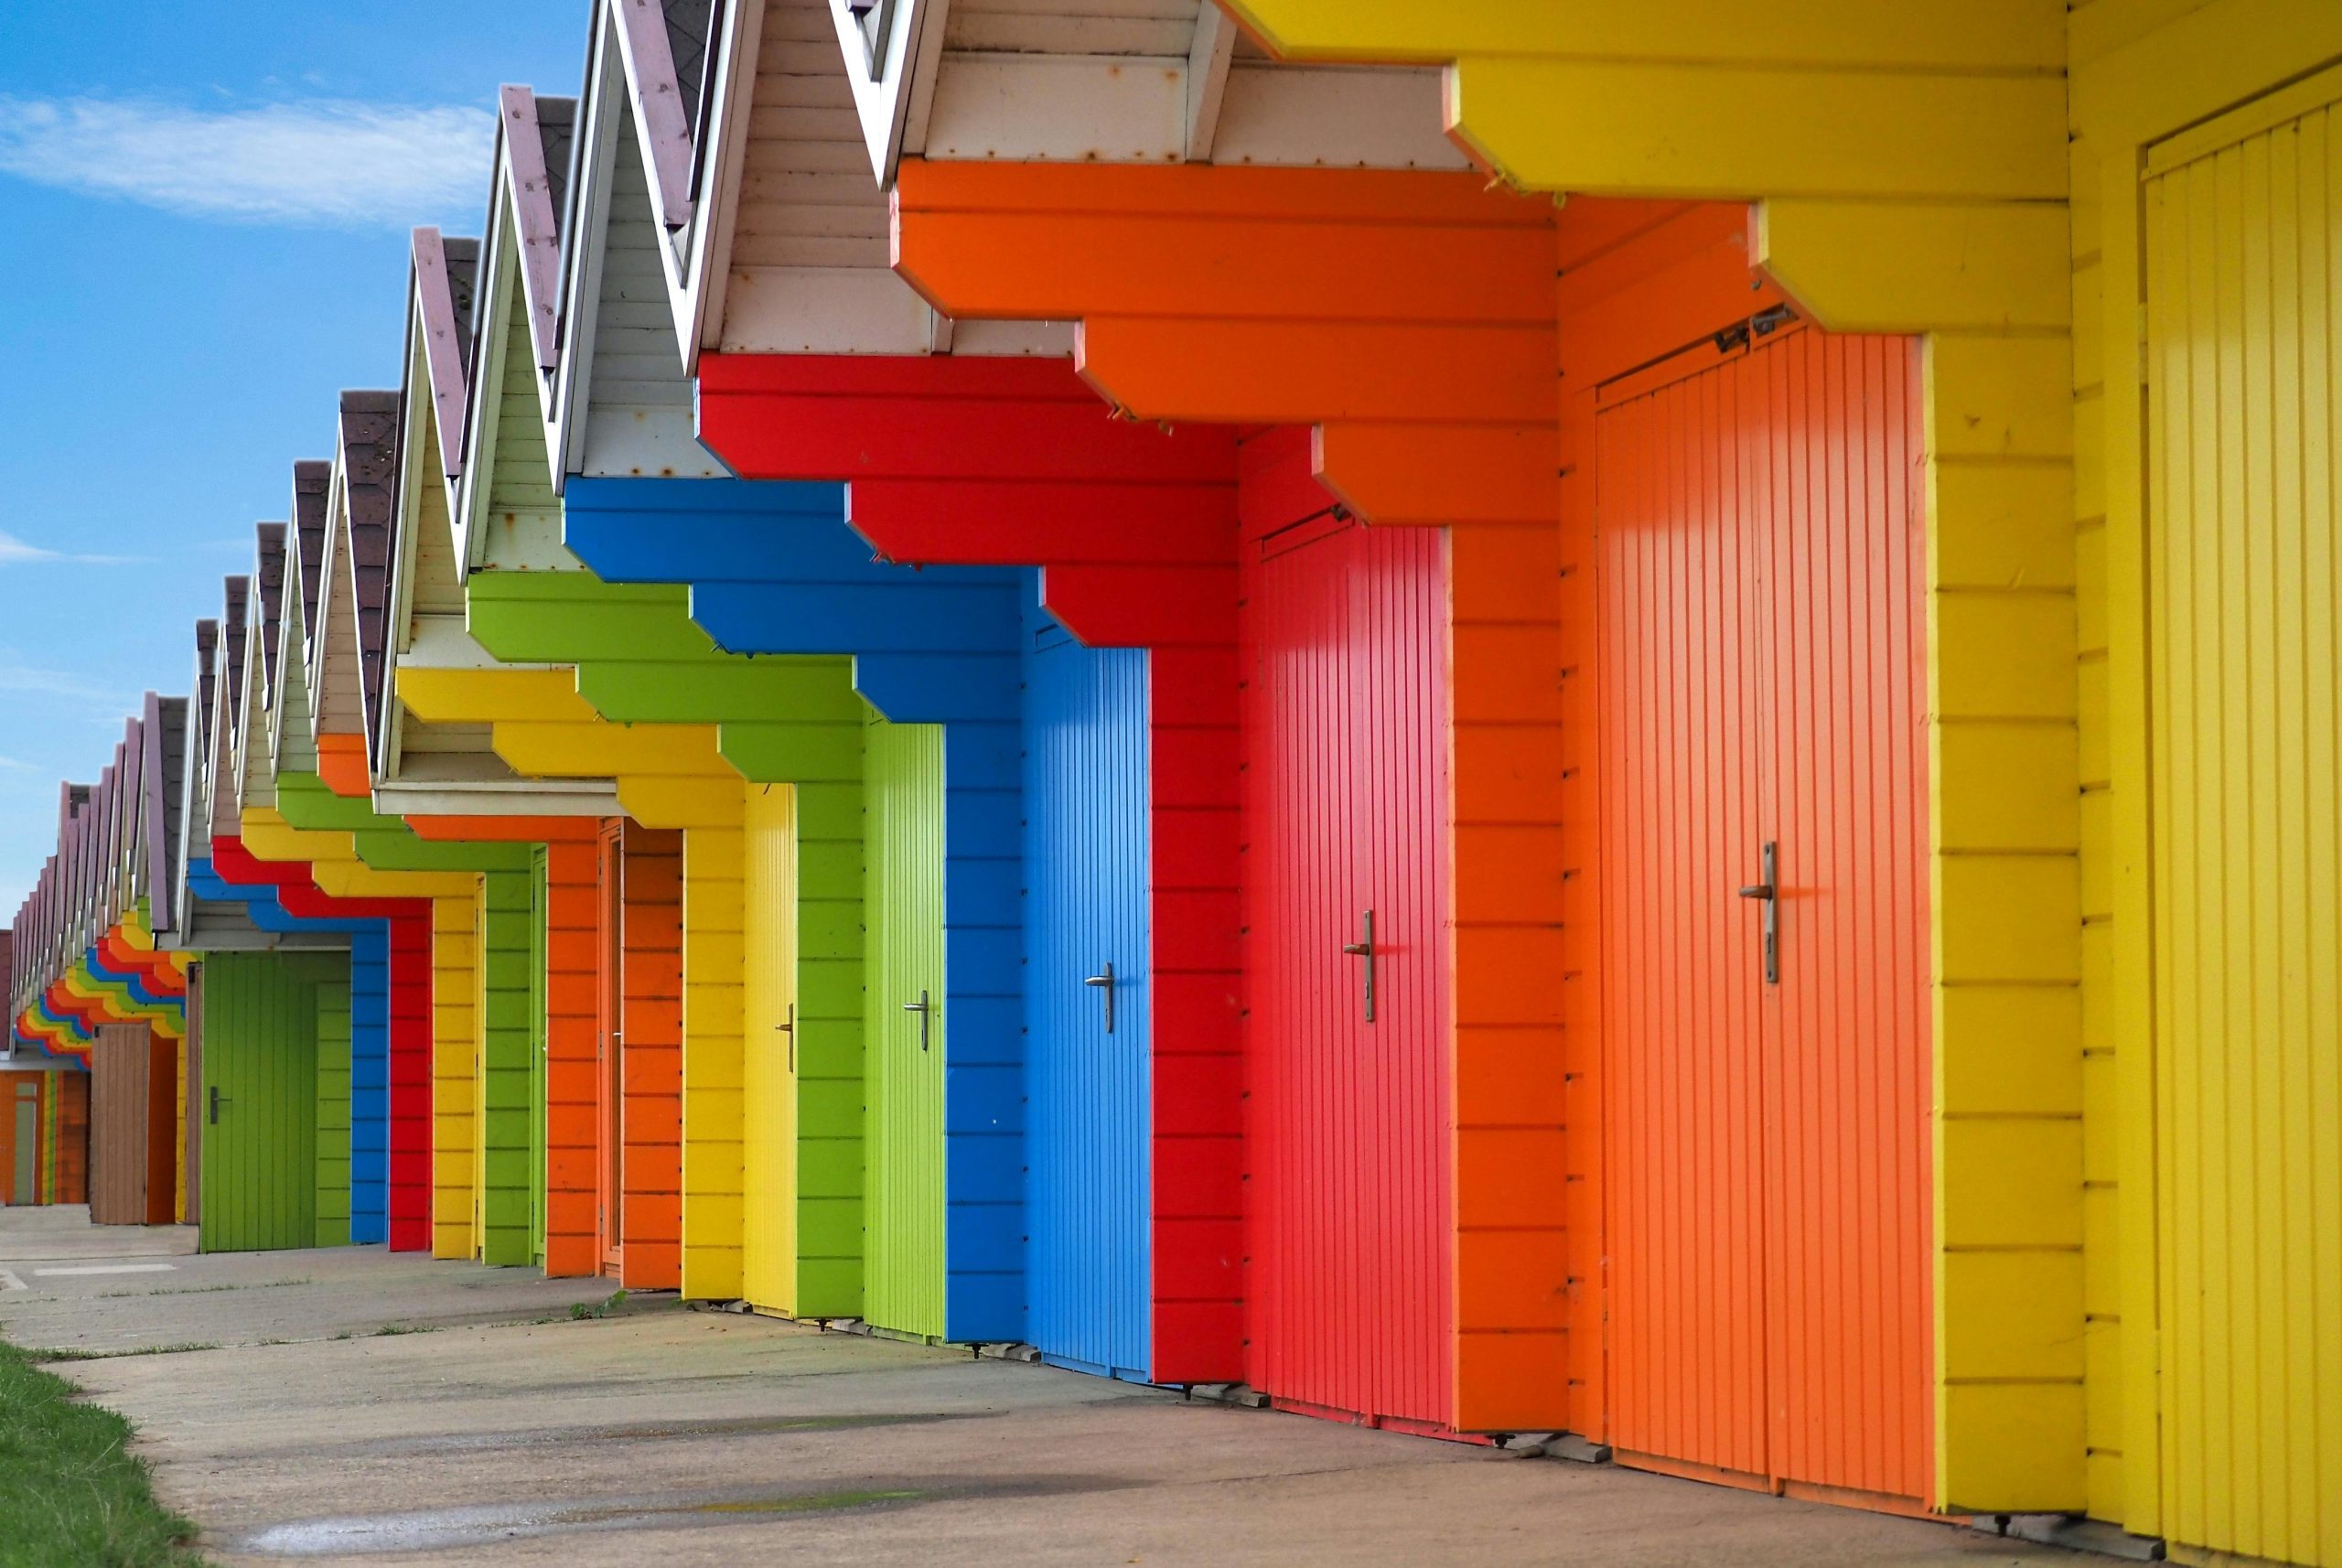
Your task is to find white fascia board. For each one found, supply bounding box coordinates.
[309,462,357,742]
[385,321,435,783]
[546,14,633,491]
[389,291,444,663]
[265,560,305,774]
[682,0,766,359]
[828,0,944,185]
[610,0,697,234]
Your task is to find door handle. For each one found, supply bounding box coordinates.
[776,1003,794,1072]
[1084,962,1116,1036]
[209,1086,229,1126]
[1738,842,1779,985]
[903,990,931,1051]
[1341,909,1376,1024]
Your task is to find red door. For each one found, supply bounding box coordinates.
[1243,435,1453,1431]
[1595,328,1931,1505]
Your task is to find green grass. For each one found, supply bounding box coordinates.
[570,1290,627,1321]
[0,1340,206,1566]
[26,1344,219,1364]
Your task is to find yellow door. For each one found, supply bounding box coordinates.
[742,785,800,1314]
[2143,74,2342,1568]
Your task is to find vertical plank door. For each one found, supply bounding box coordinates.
[1025,626,1153,1379]
[1247,505,1454,1431]
[865,720,948,1339]
[2144,83,2342,1567]
[742,784,800,1314]
[1595,326,1930,1507]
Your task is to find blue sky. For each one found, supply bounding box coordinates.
[0,2,584,913]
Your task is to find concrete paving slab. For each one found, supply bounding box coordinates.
[0,1203,196,1262]
[3,1211,2066,1567]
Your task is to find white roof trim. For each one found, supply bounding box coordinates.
[412,227,472,482]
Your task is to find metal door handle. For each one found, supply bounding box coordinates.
[1084,962,1115,1036]
[903,990,930,1051]
[776,1003,794,1072]
[1341,909,1376,1024]
[209,1086,229,1125]
[1741,842,1779,985]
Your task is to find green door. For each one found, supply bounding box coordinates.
[200,951,337,1252]
[478,869,535,1266]
[314,973,352,1247]
[11,1084,37,1204]
[864,721,946,1340]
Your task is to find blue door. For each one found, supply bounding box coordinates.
[1023,614,1152,1379]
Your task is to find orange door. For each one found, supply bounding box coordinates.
[596,820,624,1275]
[1595,327,1931,1507]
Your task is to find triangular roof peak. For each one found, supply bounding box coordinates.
[539,12,725,481]
[236,529,282,816]
[313,391,401,784]
[205,577,250,843]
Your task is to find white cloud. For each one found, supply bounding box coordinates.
[0,756,38,773]
[0,529,140,565]
[0,659,129,706]
[0,94,491,226]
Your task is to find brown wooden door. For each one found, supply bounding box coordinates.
[90,1026,152,1226]
[182,964,203,1225]
[1595,328,1932,1506]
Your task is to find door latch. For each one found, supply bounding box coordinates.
[903,989,931,1051]
[1341,909,1377,1024]
[209,1085,229,1126]
[776,1002,794,1072]
[1737,841,1779,985]
[1084,962,1116,1036]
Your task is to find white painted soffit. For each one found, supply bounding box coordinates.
[822,0,1466,182]
[712,0,1063,356]
[373,779,624,818]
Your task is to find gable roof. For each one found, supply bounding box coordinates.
[312,391,401,768]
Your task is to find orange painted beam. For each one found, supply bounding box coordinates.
[317,733,371,799]
[893,162,1562,530]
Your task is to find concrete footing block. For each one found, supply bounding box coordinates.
[976,1342,1041,1363]
[1183,1382,1269,1409]
[1542,1434,1613,1465]
[1976,1514,2165,1561]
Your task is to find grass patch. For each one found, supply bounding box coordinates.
[570,1290,627,1321]
[371,1324,434,1337]
[91,1279,311,1301]
[0,1338,205,1564]
[27,1344,219,1364]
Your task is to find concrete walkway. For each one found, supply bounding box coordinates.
[0,1210,2063,1567]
